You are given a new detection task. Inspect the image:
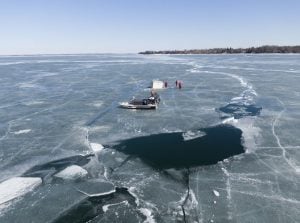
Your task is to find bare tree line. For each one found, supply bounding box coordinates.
[139,45,300,54]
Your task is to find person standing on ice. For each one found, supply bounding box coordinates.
[178,81,182,89]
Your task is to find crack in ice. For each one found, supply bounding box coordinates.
[272,98,300,173]
[221,165,233,220]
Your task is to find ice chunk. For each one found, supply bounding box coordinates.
[213,190,220,197]
[139,208,155,223]
[182,130,206,141]
[54,165,88,180]
[90,143,104,153]
[75,180,115,197]
[0,177,42,205]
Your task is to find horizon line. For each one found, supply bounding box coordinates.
[1,45,300,56]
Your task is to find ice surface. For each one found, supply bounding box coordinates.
[0,54,299,222]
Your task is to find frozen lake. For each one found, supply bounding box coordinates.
[0,54,299,222]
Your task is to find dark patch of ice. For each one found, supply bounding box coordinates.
[22,155,93,180]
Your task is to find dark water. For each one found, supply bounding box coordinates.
[111,124,243,169]
[54,187,139,223]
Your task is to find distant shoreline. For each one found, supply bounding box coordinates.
[139,45,300,55]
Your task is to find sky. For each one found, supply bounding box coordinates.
[0,0,299,54]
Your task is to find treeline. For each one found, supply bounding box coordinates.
[139,45,300,54]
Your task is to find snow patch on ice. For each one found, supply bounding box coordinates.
[233,117,261,151]
[17,83,37,88]
[213,190,220,197]
[89,125,111,132]
[102,200,129,212]
[13,129,31,135]
[222,117,238,124]
[139,207,156,223]
[0,61,26,66]
[90,101,103,108]
[23,101,44,106]
[54,165,88,180]
[90,143,104,153]
[187,68,201,73]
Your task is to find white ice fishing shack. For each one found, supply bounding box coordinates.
[151,80,166,89]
